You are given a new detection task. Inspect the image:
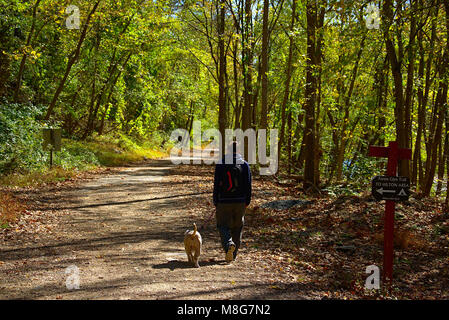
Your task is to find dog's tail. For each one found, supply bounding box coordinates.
[193,223,197,235]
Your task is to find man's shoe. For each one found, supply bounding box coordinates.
[225,244,236,263]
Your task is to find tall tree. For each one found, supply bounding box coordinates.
[278,0,297,158]
[218,0,227,137]
[303,0,319,189]
[242,0,254,132]
[13,0,42,102]
[44,1,101,120]
[382,0,423,179]
[260,0,269,130]
[423,0,449,196]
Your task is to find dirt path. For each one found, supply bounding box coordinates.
[0,159,305,300]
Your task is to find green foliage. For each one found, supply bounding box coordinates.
[323,183,361,198]
[0,102,46,173]
[67,134,166,167]
[0,100,164,178]
[343,156,384,184]
[0,102,101,173]
[0,133,166,187]
[55,142,100,170]
[0,0,447,198]
[324,156,384,198]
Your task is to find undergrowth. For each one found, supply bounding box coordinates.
[0,133,167,187]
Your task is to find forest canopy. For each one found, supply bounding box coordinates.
[0,0,448,198]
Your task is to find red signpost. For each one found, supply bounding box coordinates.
[368,141,412,286]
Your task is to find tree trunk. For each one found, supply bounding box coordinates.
[335,35,365,181]
[403,0,417,157]
[377,56,388,147]
[98,52,132,135]
[218,0,227,138]
[242,0,253,133]
[423,1,449,196]
[303,0,318,190]
[287,110,292,174]
[420,3,439,191]
[313,3,325,186]
[412,12,426,187]
[278,0,297,158]
[13,0,42,102]
[436,133,447,196]
[260,0,269,130]
[383,0,409,177]
[232,40,241,129]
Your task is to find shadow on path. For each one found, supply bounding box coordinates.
[35,192,211,211]
[152,259,226,270]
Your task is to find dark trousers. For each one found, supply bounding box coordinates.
[216,202,246,259]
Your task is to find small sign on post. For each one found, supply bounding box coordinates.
[42,128,62,168]
[368,141,411,288]
[372,176,410,201]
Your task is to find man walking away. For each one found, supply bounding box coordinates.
[213,141,252,262]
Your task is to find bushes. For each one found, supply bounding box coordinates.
[58,140,100,169]
[80,133,166,167]
[323,156,384,197]
[0,102,101,173]
[0,102,46,174]
[0,134,165,187]
[343,155,383,183]
[0,103,166,186]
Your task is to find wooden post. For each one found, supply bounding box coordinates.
[384,141,398,285]
[368,141,411,288]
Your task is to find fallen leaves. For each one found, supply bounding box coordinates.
[1,162,448,300]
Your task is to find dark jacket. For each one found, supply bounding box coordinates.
[213,153,252,206]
